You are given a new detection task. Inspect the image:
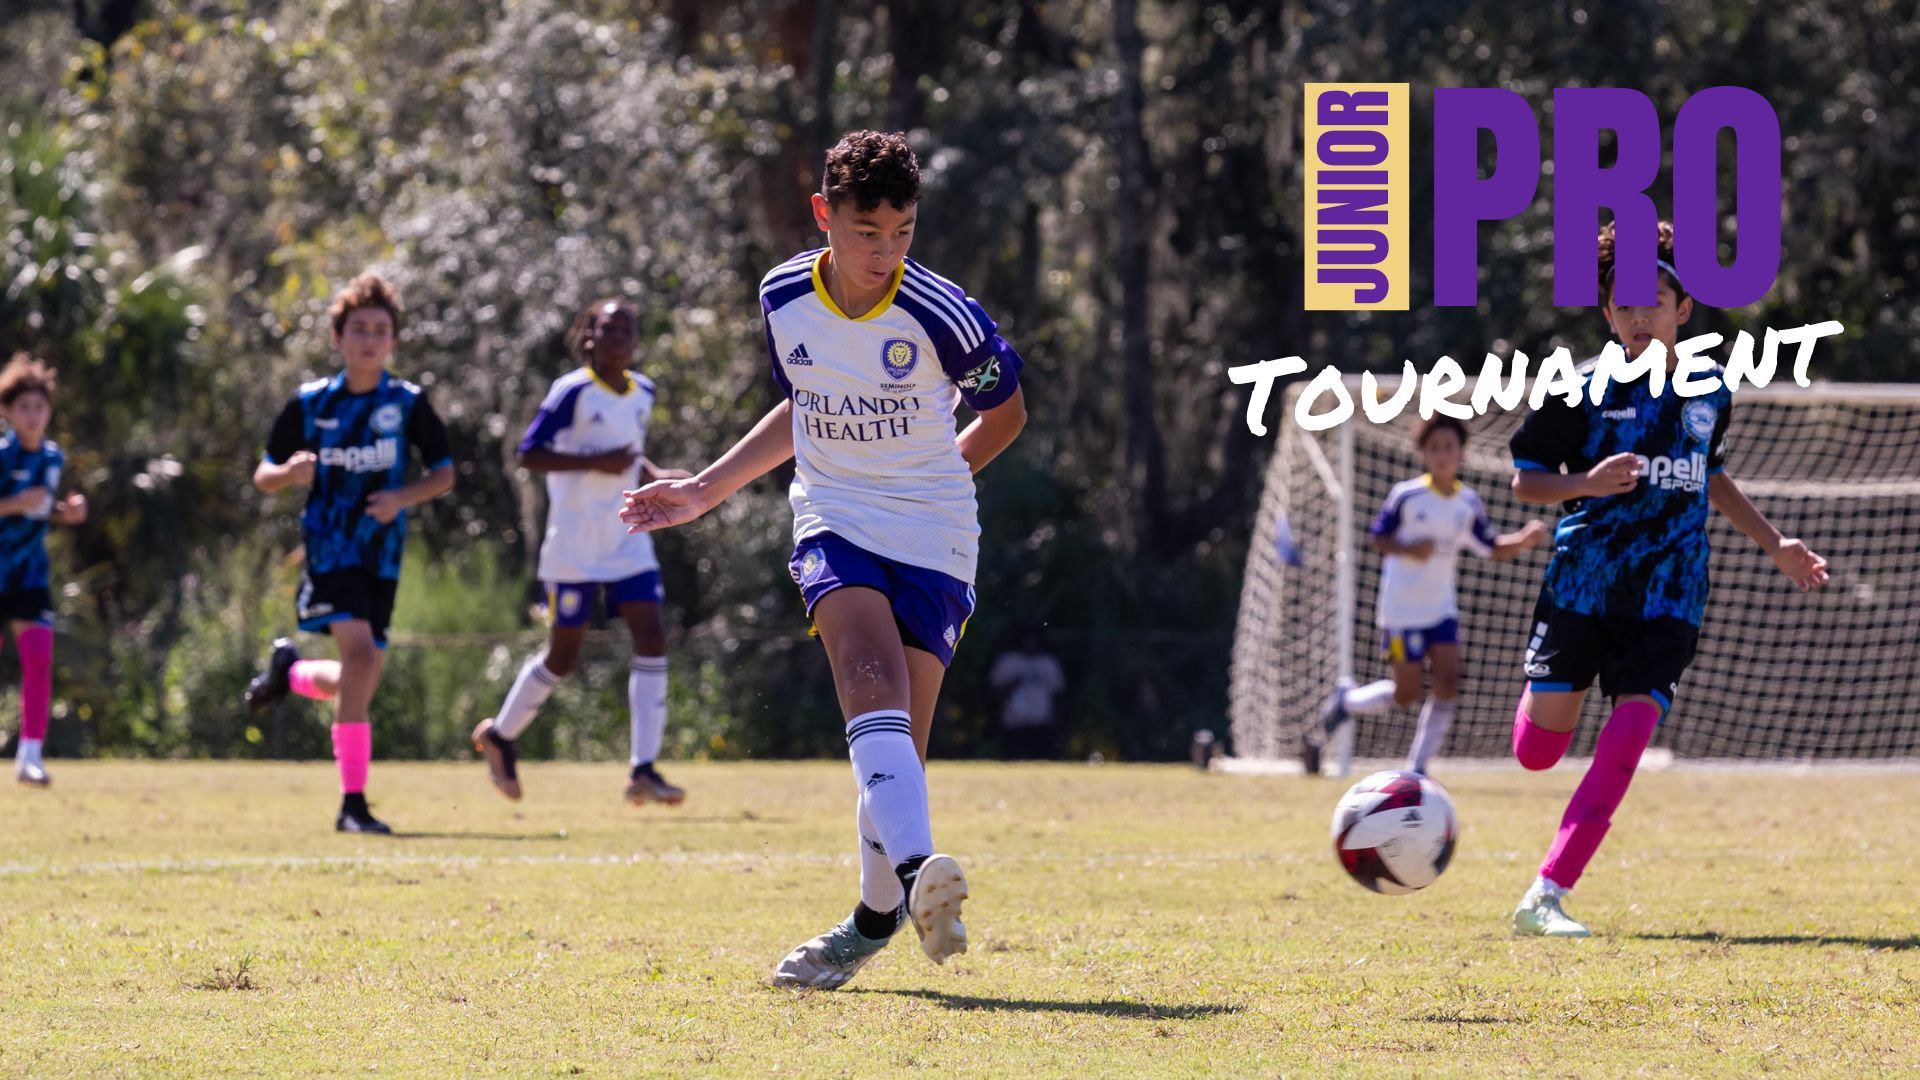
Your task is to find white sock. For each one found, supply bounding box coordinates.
[493,652,563,740]
[1531,875,1568,899]
[15,737,43,767]
[857,800,904,913]
[845,710,932,869]
[1407,697,1455,773]
[1342,679,1399,715]
[628,655,668,767]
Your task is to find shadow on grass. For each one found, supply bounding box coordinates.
[388,831,570,841]
[1632,931,1920,951]
[1412,1013,1517,1025]
[850,989,1237,1019]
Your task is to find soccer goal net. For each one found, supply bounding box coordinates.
[1229,378,1920,764]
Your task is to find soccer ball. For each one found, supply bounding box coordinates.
[1330,770,1458,894]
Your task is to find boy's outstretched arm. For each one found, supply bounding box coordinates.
[623,400,796,532]
[1708,471,1829,591]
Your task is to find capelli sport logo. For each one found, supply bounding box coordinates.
[1305,84,1781,310]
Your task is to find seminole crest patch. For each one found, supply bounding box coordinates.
[1682,400,1717,441]
[881,338,918,380]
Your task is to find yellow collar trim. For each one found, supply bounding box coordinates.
[811,251,902,322]
[1423,473,1462,496]
[586,366,635,396]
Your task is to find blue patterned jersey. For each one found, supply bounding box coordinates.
[0,433,63,593]
[264,372,452,579]
[1509,363,1732,625]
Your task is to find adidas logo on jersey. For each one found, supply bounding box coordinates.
[1639,451,1708,493]
[785,343,812,366]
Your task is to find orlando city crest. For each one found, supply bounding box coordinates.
[881,338,918,380]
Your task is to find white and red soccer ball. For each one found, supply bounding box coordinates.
[1330,770,1458,894]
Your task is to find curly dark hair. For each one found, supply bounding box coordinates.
[1598,219,1686,306]
[328,271,404,336]
[0,352,55,406]
[822,130,921,212]
[564,297,637,366]
[1414,414,1468,449]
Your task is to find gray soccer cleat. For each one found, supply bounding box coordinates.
[769,912,896,990]
[1513,881,1591,938]
[15,759,49,787]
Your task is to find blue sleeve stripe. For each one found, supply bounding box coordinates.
[1527,681,1575,693]
[1706,464,1724,476]
[1649,688,1672,715]
[425,457,453,471]
[899,276,981,353]
[519,382,587,454]
[1513,458,1553,472]
[761,277,814,315]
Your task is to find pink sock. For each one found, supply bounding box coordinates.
[17,626,52,741]
[1512,701,1574,771]
[332,722,371,794]
[290,661,335,701]
[1539,700,1661,889]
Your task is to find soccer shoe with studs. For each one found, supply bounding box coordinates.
[471,718,522,801]
[769,912,896,990]
[15,760,49,787]
[624,767,685,806]
[1513,886,1591,938]
[906,854,970,964]
[245,638,301,716]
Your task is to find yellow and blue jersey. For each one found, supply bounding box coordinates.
[264,371,451,580]
[0,433,62,593]
[1509,362,1731,626]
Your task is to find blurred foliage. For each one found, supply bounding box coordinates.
[0,0,1912,761]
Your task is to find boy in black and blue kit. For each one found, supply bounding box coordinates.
[247,272,454,833]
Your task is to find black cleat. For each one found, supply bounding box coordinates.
[245,638,301,716]
[335,794,392,835]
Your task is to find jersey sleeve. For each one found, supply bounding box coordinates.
[519,379,586,453]
[940,297,1024,412]
[1368,490,1405,538]
[1462,490,1499,558]
[407,393,453,470]
[1509,396,1586,473]
[1707,397,1731,475]
[263,397,307,464]
[764,305,794,400]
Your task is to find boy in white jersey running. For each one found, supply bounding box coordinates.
[621,131,1027,989]
[1313,416,1547,777]
[472,298,693,806]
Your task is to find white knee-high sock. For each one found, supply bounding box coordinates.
[628,655,668,767]
[857,800,905,913]
[1407,697,1455,774]
[1342,679,1400,716]
[845,710,932,869]
[493,651,563,740]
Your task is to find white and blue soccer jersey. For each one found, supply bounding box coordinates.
[0,433,62,593]
[265,371,452,579]
[1369,476,1499,629]
[518,368,660,583]
[760,250,1025,584]
[1509,362,1732,626]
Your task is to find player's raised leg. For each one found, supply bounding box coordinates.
[619,590,683,805]
[475,618,583,801]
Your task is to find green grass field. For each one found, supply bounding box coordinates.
[1,760,1916,1077]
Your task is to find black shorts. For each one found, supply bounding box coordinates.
[0,587,54,626]
[297,569,398,648]
[1521,598,1698,711]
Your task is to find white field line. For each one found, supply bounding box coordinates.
[1213,753,1920,777]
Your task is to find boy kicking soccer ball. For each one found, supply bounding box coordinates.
[1506,220,1828,936]
[0,355,87,786]
[472,297,692,806]
[246,272,455,834]
[1314,415,1547,777]
[621,131,1027,988]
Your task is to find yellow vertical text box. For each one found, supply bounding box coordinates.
[1304,83,1409,311]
